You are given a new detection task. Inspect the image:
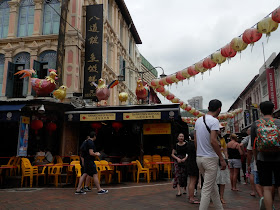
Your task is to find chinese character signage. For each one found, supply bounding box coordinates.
[266,68,278,110]
[17,116,30,156]
[56,0,69,86]
[80,113,116,121]
[83,4,103,99]
[143,123,171,135]
[123,112,161,120]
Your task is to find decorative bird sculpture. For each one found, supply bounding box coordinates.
[92,78,119,102]
[53,85,67,102]
[136,78,149,103]
[14,69,58,96]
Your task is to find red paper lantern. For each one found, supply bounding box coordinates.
[112,122,123,132]
[272,6,280,23]
[91,122,102,134]
[156,86,165,93]
[166,94,175,100]
[176,71,185,81]
[165,76,173,84]
[46,122,57,135]
[242,28,262,45]
[202,57,217,69]
[31,119,43,135]
[221,44,237,59]
[187,66,199,76]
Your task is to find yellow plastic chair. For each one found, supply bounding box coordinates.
[21,158,38,187]
[135,160,150,183]
[1,156,16,176]
[48,164,63,187]
[35,156,45,162]
[74,164,82,188]
[95,161,110,184]
[127,161,137,182]
[161,156,172,179]
[99,160,114,183]
[143,155,152,162]
[70,155,80,162]
[13,157,22,175]
[143,159,157,181]
[66,161,80,184]
[37,166,47,185]
[152,155,162,171]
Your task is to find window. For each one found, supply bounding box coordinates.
[120,20,123,42]
[107,0,112,24]
[119,56,125,80]
[18,0,34,37]
[0,54,5,94]
[43,0,60,35]
[129,38,132,57]
[38,50,57,78]
[0,0,10,38]
[106,38,111,66]
[262,83,268,96]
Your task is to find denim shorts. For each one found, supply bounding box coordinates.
[228,159,242,168]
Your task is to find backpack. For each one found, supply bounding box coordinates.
[255,118,280,152]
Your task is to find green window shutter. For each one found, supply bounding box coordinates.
[6,61,15,98]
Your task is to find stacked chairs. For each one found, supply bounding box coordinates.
[143,155,152,162]
[94,161,110,184]
[1,156,16,176]
[35,156,45,162]
[143,159,157,181]
[70,155,80,162]
[136,160,155,183]
[161,156,172,179]
[99,160,115,184]
[48,164,63,187]
[21,158,38,187]
[152,155,162,172]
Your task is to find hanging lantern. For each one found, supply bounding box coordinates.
[242,28,262,46]
[272,6,280,23]
[257,17,278,37]
[180,103,187,110]
[221,44,237,59]
[187,65,199,76]
[171,97,179,103]
[166,93,175,100]
[193,110,199,116]
[202,57,217,69]
[112,122,123,132]
[31,119,43,135]
[161,89,170,97]
[170,74,179,83]
[165,75,173,85]
[181,68,191,78]
[46,122,57,135]
[185,105,192,111]
[230,37,248,53]
[91,122,102,134]
[211,51,226,65]
[156,86,165,93]
[195,61,207,73]
[159,78,169,86]
[151,79,160,87]
[176,71,185,81]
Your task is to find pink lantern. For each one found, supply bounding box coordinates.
[272,6,280,23]
[176,71,185,81]
[242,28,262,45]
[185,105,192,111]
[165,76,173,84]
[187,66,199,76]
[202,57,217,69]
[195,61,206,73]
[221,44,237,59]
[151,79,160,87]
[181,69,190,78]
[193,111,199,116]
[156,86,165,92]
[159,78,169,86]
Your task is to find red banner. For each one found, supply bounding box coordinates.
[266,68,278,110]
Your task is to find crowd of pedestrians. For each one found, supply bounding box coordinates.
[172,99,280,210]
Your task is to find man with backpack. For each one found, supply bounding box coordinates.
[75,131,108,195]
[251,101,280,210]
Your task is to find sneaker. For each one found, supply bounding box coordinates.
[97,189,108,195]
[84,187,92,192]
[259,197,265,210]
[75,190,86,195]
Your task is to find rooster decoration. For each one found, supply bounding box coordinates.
[136,78,150,103]
[14,69,57,96]
[53,85,67,102]
[92,78,119,102]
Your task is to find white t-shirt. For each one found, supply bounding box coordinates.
[246,136,257,171]
[195,114,219,158]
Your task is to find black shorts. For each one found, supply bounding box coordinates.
[83,159,97,177]
[257,160,280,186]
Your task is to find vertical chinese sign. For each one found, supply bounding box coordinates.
[17,116,30,156]
[56,0,69,87]
[266,68,278,110]
[83,4,103,100]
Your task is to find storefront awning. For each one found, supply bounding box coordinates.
[0,104,26,111]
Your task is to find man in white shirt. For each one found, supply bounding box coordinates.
[194,99,226,210]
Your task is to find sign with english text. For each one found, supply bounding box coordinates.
[266,68,278,110]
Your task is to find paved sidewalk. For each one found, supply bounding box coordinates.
[0,181,279,209]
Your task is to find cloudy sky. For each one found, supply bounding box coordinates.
[124,0,280,112]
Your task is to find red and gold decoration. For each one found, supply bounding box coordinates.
[91,122,102,134]
[112,122,123,132]
[119,92,128,102]
[46,122,57,135]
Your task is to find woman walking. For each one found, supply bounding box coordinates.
[227,133,243,191]
[186,131,200,204]
[171,133,188,196]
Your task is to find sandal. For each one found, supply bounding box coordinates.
[221,198,226,204]
[189,199,200,204]
[250,192,256,197]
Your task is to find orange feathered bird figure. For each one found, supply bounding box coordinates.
[136,78,149,103]
[14,69,57,96]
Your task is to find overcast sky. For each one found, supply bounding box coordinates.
[124,0,280,112]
